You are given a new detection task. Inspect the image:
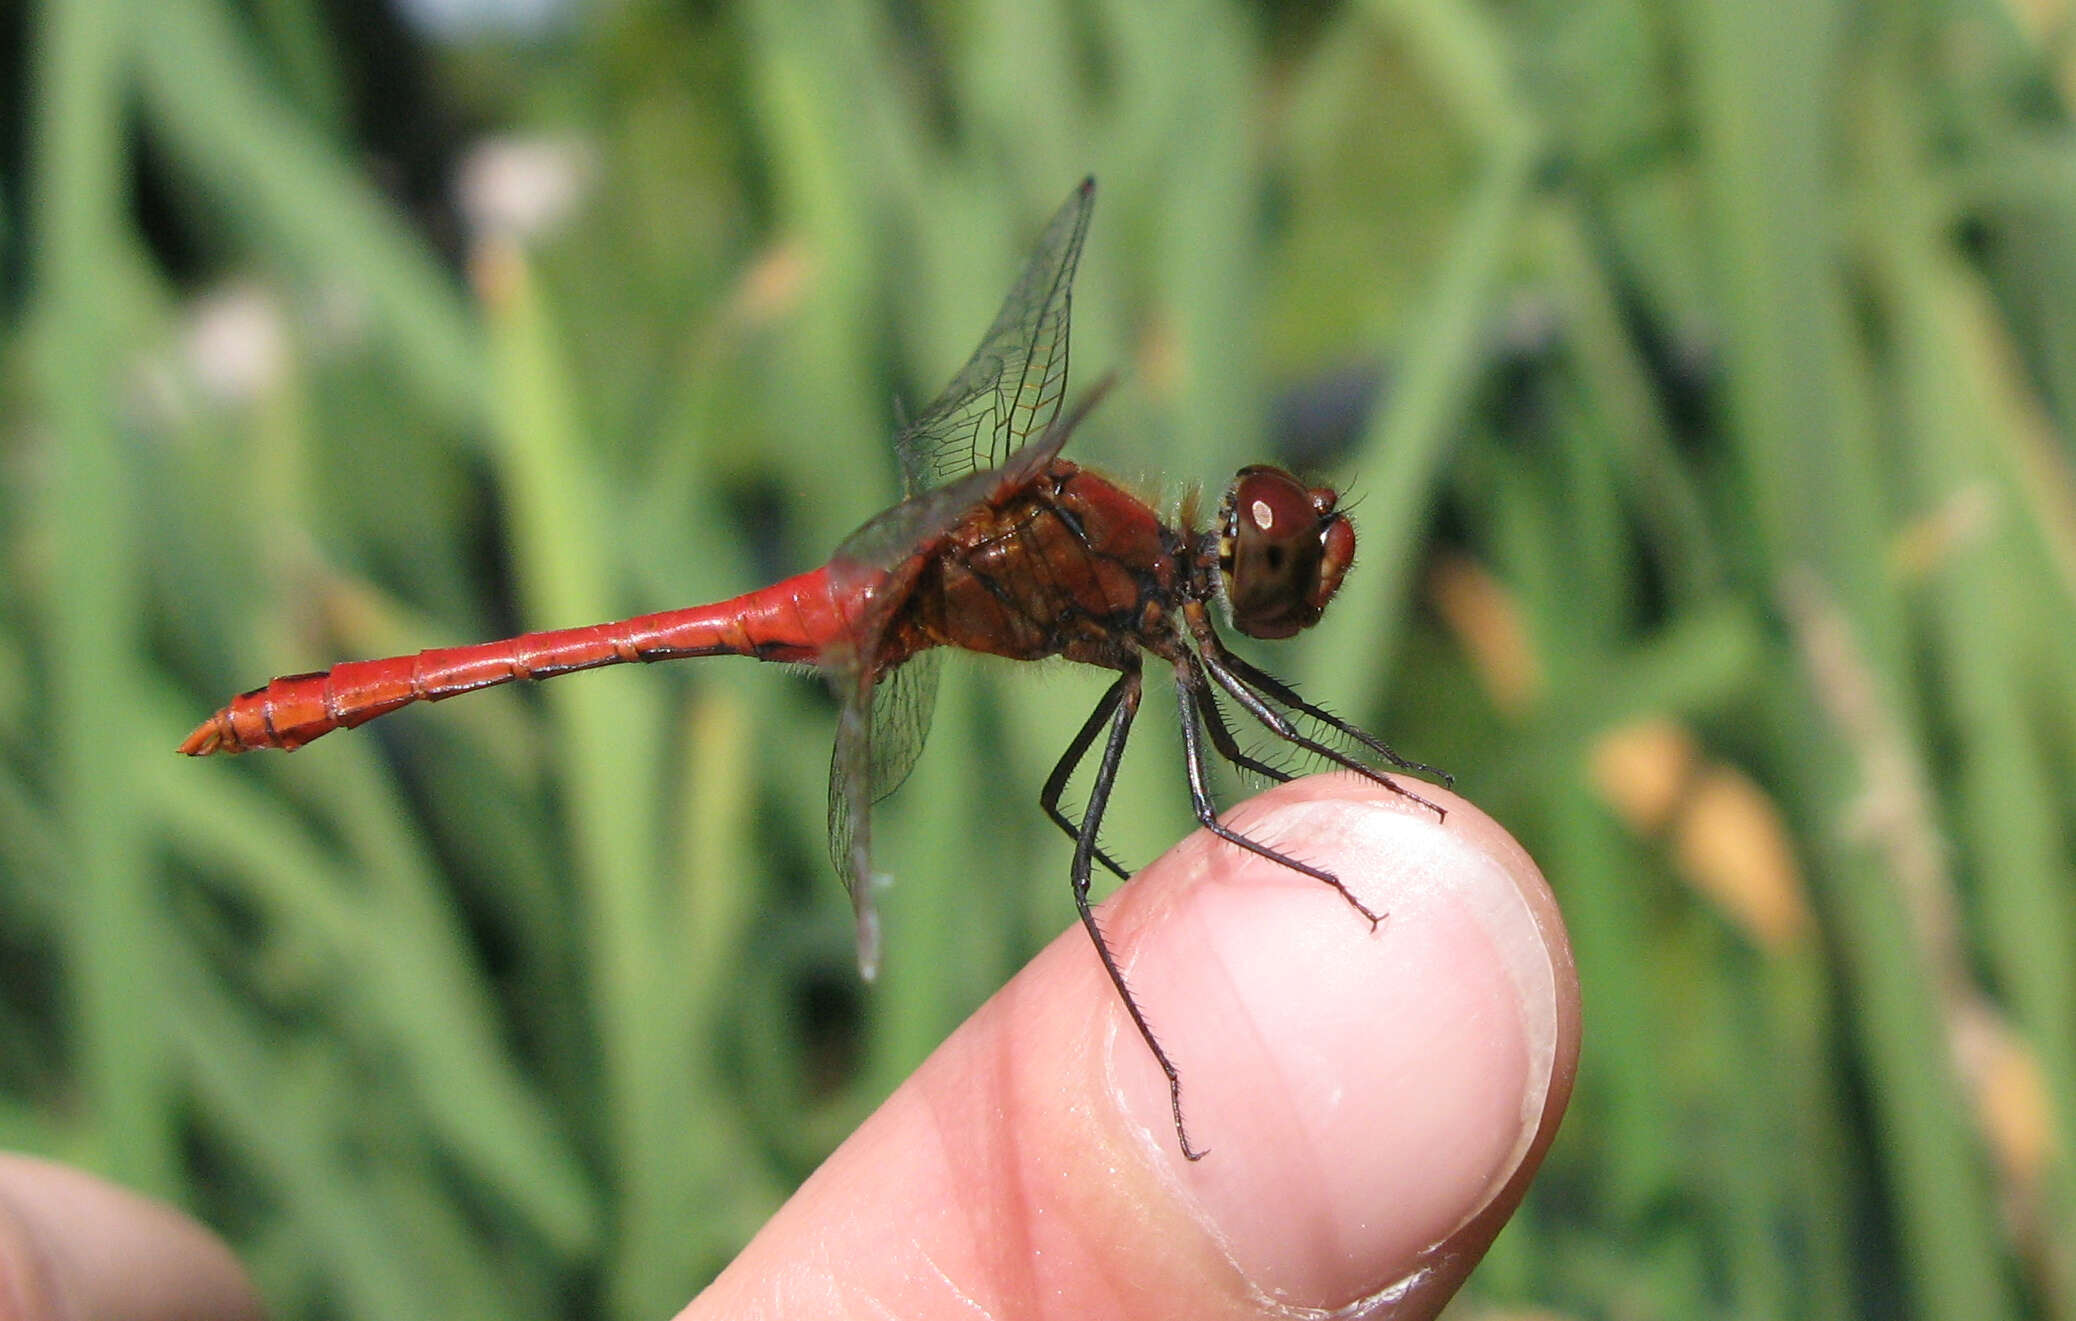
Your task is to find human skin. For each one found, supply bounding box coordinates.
[0,1153,264,1321]
[690,776,1579,1319]
[0,776,1576,1321]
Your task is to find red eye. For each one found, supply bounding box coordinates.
[1218,466,1357,639]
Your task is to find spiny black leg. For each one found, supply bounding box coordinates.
[1040,672,1133,881]
[1200,646,1449,821]
[1190,680,1293,785]
[1069,666,1204,1160]
[1214,647,1452,786]
[1174,659,1381,928]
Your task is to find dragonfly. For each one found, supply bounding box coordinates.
[182,178,1444,1159]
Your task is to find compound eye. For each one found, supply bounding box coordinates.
[1218,467,1355,639]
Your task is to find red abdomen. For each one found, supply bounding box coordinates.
[181,566,852,754]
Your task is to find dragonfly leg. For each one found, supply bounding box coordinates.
[1212,647,1452,787]
[1068,665,1205,1161]
[1188,679,1293,785]
[1039,673,1134,881]
[1197,645,1449,822]
[1173,659,1382,929]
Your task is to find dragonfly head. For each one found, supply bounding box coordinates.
[1216,465,1357,640]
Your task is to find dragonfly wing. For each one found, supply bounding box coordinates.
[825,649,944,980]
[821,531,946,978]
[820,364,1117,974]
[826,663,883,979]
[829,461,1011,575]
[895,178,1095,494]
[821,178,1102,975]
[833,368,1117,586]
[865,649,944,803]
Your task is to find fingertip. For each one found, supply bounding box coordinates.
[1096,776,1579,1311]
[691,776,1577,1320]
[0,1155,264,1321]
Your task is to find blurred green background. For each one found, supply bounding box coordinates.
[5,0,2076,1316]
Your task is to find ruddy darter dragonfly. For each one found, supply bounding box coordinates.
[182,179,1444,1159]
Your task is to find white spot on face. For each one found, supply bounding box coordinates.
[1250,498,1275,531]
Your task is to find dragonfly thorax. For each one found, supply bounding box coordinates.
[895,459,1183,671]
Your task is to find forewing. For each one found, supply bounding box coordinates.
[820,367,1115,953]
[821,178,1103,976]
[829,461,1014,577]
[896,178,1095,494]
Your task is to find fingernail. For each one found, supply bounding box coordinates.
[1110,798,1564,1309]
